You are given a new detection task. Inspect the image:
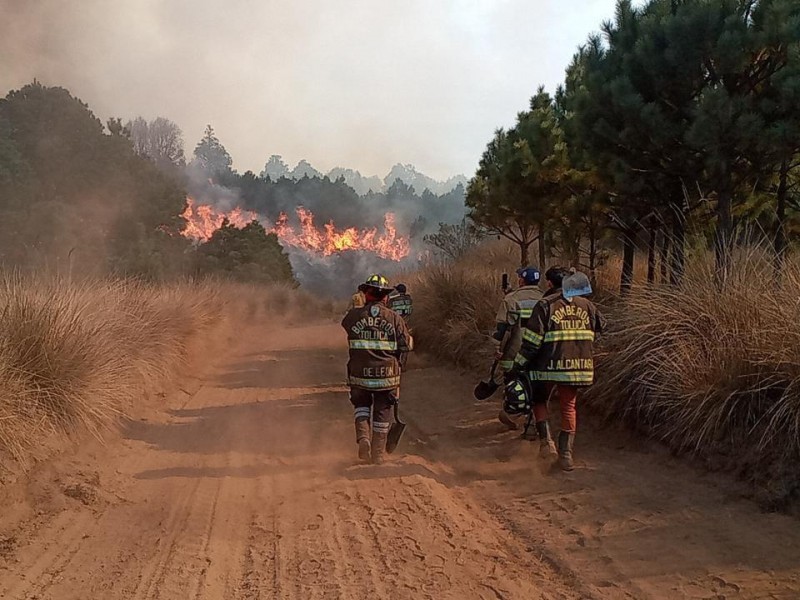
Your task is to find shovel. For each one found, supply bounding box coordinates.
[473,360,500,400]
[386,402,405,454]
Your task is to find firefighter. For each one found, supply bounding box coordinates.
[388,283,413,322]
[512,269,605,471]
[492,266,543,431]
[341,274,413,465]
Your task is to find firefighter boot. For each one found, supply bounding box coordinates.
[535,421,558,459]
[371,428,389,465]
[355,418,371,462]
[557,430,575,471]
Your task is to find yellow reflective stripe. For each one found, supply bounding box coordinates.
[498,360,515,371]
[544,330,595,343]
[532,370,594,384]
[349,340,398,351]
[514,354,528,367]
[522,329,543,346]
[348,375,401,388]
[518,308,533,318]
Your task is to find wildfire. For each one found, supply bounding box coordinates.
[181,198,258,242]
[181,198,410,261]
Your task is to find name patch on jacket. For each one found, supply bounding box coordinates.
[363,365,397,378]
[546,358,594,370]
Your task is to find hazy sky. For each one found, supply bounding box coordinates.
[1,1,624,180]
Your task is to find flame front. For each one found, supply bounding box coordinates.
[181,198,410,261]
[181,198,259,242]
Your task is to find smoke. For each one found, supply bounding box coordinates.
[0,0,624,179]
[288,251,416,298]
[183,164,463,295]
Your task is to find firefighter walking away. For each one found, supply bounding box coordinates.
[512,268,605,471]
[388,283,413,321]
[341,274,413,464]
[492,266,543,431]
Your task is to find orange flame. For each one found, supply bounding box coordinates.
[181,198,259,242]
[181,198,410,261]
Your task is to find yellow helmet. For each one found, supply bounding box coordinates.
[364,273,393,291]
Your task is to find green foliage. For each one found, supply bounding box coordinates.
[467,89,569,265]
[423,218,484,261]
[0,82,191,278]
[195,219,295,284]
[473,0,800,289]
[193,124,232,176]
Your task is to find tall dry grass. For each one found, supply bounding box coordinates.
[0,275,329,469]
[0,275,228,466]
[411,238,800,507]
[408,240,516,371]
[586,248,800,507]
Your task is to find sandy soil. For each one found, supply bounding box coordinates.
[1,320,799,599]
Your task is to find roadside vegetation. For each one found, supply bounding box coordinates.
[411,0,800,508]
[0,276,332,470]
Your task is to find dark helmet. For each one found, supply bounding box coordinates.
[515,266,540,286]
[395,283,407,294]
[503,376,531,416]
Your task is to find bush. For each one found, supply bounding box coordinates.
[586,247,800,507]
[408,240,515,370]
[408,236,800,507]
[0,274,338,469]
[0,275,228,467]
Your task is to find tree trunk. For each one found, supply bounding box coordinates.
[670,206,685,286]
[519,241,531,267]
[647,220,657,285]
[538,227,546,270]
[659,230,670,284]
[588,228,598,286]
[620,229,635,296]
[714,189,733,288]
[774,158,789,280]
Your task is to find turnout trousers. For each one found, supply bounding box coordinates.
[349,387,397,434]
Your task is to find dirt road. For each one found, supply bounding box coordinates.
[1,320,800,599]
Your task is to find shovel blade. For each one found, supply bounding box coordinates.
[386,421,406,454]
[473,379,500,400]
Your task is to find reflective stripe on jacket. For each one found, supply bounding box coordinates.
[341,301,412,391]
[388,292,413,318]
[515,292,605,386]
[495,285,543,372]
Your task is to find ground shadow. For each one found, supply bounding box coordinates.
[215,348,345,389]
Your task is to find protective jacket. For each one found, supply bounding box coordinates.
[388,292,413,319]
[341,301,412,391]
[493,285,543,372]
[514,291,605,385]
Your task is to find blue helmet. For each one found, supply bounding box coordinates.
[516,266,540,286]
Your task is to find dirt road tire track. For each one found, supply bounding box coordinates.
[2,321,800,599]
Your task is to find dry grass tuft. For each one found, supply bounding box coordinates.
[587,247,800,507]
[0,275,327,469]
[410,237,800,507]
[408,240,515,370]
